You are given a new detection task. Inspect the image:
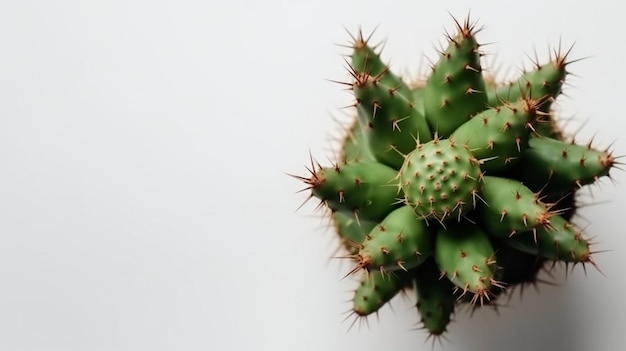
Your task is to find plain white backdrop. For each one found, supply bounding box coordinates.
[0,1,624,350]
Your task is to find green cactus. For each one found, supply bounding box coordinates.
[291,14,617,341]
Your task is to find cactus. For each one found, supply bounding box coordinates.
[290,14,618,341]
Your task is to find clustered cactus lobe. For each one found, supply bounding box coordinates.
[292,15,617,341]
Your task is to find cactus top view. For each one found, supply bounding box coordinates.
[290,14,619,343]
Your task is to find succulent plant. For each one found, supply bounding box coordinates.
[290,14,617,341]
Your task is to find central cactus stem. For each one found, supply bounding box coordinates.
[399,138,482,221]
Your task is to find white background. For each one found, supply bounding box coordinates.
[0,1,624,350]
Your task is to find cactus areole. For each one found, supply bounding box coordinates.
[290,14,617,341]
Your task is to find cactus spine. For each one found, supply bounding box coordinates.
[291,14,618,341]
